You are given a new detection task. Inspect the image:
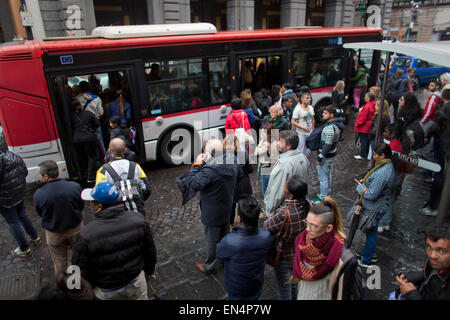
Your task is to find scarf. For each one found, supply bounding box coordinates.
[362,159,391,184]
[269,115,282,128]
[292,230,344,281]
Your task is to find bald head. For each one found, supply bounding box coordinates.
[269,104,282,118]
[204,139,223,157]
[108,138,127,157]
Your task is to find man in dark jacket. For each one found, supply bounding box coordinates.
[396,223,450,300]
[73,182,157,300]
[71,99,99,183]
[33,160,84,274]
[217,196,271,300]
[185,139,243,274]
[0,142,41,257]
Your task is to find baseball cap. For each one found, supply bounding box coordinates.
[81,182,119,204]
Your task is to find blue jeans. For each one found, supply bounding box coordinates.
[0,201,38,251]
[228,290,261,300]
[261,174,270,197]
[362,212,384,263]
[317,157,333,200]
[380,194,395,227]
[273,261,297,300]
[359,133,369,158]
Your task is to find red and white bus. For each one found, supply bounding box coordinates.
[0,23,381,182]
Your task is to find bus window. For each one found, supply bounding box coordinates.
[307,58,342,89]
[209,57,230,105]
[146,57,205,116]
[293,52,307,88]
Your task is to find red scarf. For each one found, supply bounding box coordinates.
[292,230,344,281]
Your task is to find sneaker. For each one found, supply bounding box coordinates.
[357,257,374,267]
[355,253,377,263]
[316,193,321,198]
[354,155,363,160]
[419,207,438,217]
[32,236,42,245]
[11,247,32,258]
[311,198,322,204]
[377,226,384,233]
[383,225,390,231]
[424,177,434,184]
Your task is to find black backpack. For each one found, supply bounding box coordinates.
[332,248,366,300]
[102,161,144,212]
[306,123,337,151]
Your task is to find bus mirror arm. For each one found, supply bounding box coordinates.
[220,105,228,114]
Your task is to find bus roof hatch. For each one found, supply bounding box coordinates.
[91,23,217,39]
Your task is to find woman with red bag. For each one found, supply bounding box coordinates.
[354,91,377,160]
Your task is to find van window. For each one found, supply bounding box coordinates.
[393,58,412,67]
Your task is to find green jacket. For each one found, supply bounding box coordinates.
[351,67,367,87]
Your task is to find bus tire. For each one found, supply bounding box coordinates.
[159,127,194,166]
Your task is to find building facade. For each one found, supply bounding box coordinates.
[389,0,450,42]
[1,0,401,42]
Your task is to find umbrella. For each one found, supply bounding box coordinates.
[345,200,362,248]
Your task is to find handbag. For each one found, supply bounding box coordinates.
[359,192,390,233]
[266,207,291,267]
[231,112,255,144]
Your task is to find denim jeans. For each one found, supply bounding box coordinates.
[317,157,333,200]
[362,212,384,263]
[273,261,297,300]
[261,174,270,197]
[0,201,38,251]
[380,194,395,228]
[228,289,261,300]
[359,133,370,158]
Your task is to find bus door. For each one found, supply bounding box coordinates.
[47,65,145,180]
[237,53,287,96]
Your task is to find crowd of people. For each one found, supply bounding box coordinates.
[0,64,449,301]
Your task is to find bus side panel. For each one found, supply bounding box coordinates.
[0,89,67,182]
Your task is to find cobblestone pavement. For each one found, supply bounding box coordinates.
[0,115,434,300]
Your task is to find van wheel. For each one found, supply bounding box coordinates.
[159,128,193,166]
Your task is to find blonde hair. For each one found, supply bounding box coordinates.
[335,80,345,92]
[310,197,346,239]
[376,99,390,116]
[369,86,381,98]
[223,134,239,155]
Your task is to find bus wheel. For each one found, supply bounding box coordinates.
[160,128,193,166]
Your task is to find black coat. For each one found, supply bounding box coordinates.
[0,151,27,207]
[403,261,450,300]
[71,205,157,289]
[184,153,243,227]
[33,179,84,232]
[71,110,99,143]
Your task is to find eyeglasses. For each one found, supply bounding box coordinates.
[301,219,326,231]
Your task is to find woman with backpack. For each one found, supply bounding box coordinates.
[331,80,348,125]
[224,98,251,136]
[264,177,310,300]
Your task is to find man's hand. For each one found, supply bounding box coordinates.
[396,274,417,296]
[195,153,207,165]
[146,272,156,281]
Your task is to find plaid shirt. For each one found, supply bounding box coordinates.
[264,200,309,263]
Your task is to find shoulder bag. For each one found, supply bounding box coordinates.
[266,207,291,267]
